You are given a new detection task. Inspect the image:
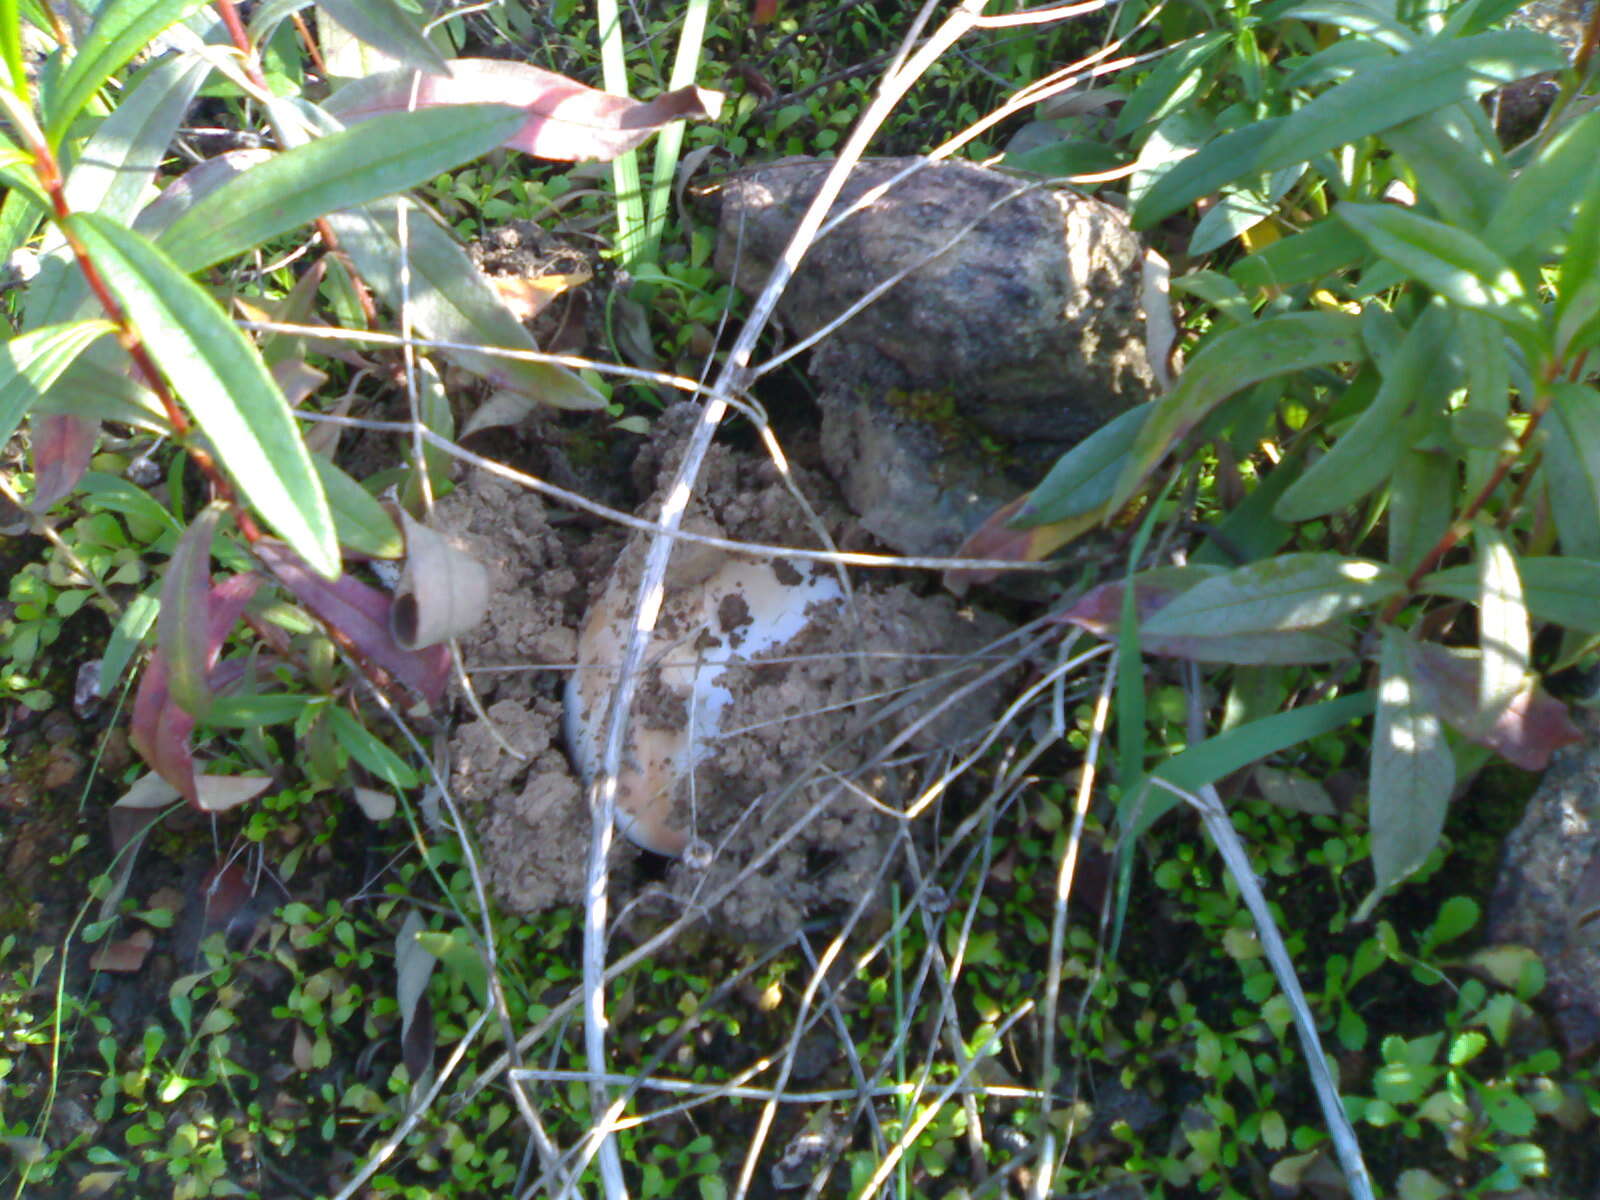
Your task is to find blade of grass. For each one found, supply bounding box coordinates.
[596,0,644,266]
[642,0,710,264]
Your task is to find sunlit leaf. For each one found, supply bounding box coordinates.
[1014,402,1151,526]
[312,455,402,560]
[44,0,212,144]
[325,59,725,162]
[66,213,340,577]
[1143,552,1403,637]
[1112,312,1362,510]
[1337,203,1539,331]
[0,319,117,449]
[1421,556,1600,634]
[1474,519,1529,736]
[1384,104,1506,231]
[1362,628,1455,915]
[323,199,603,410]
[1485,106,1600,258]
[318,0,449,75]
[1134,31,1563,226]
[158,105,526,274]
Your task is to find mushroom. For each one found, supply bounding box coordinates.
[563,547,844,855]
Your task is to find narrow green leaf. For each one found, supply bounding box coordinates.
[158,503,225,717]
[1421,557,1600,634]
[325,706,416,790]
[1337,202,1538,330]
[1555,159,1600,356]
[1458,309,1510,495]
[102,589,160,696]
[1135,32,1565,227]
[203,694,316,727]
[1113,30,1228,138]
[1013,402,1151,527]
[45,0,211,144]
[1384,105,1506,231]
[1485,106,1600,258]
[1113,312,1362,509]
[1278,0,1418,51]
[0,0,26,93]
[313,454,402,560]
[324,199,602,410]
[1142,552,1402,638]
[66,54,213,224]
[1474,518,1529,732]
[1274,303,1453,521]
[1230,218,1369,292]
[1542,382,1600,558]
[1124,690,1375,842]
[1387,449,1454,574]
[67,213,340,577]
[318,0,449,75]
[159,104,526,275]
[0,318,117,448]
[1363,628,1455,915]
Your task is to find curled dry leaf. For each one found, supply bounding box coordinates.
[390,511,491,649]
[325,59,726,162]
[353,786,396,820]
[945,495,1102,589]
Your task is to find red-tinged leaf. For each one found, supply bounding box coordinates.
[159,504,227,717]
[1408,642,1582,770]
[1055,567,1226,636]
[253,541,450,705]
[945,495,1103,589]
[753,0,779,23]
[28,413,96,510]
[88,927,154,974]
[130,574,260,803]
[324,59,724,163]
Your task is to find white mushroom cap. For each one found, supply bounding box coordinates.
[564,552,843,856]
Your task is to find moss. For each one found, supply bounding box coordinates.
[880,387,1014,469]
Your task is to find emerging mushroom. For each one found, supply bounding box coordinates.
[563,545,844,855]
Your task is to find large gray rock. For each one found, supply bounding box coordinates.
[711,156,1154,556]
[1488,720,1600,1055]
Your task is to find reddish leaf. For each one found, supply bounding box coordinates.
[1409,642,1583,770]
[130,574,260,804]
[29,413,96,510]
[753,0,779,23]
[945,496,1101,588]
[158,505,227,717]
[88,928,153,974]
[1055,567,1353,663]
[198,861,260,946]
[324,59,725,163]
[253,541,450,705]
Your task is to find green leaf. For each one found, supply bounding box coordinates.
[159,104,526,275]
[1475,519,1529,733]
[203,694,316,727]
[45,0,211,144]
[1422,556,1600,634]
[1112,312,1362,509]
[1278,0,1418,51]
[325,706,417,790]
[66,54,213,224]
[158,503,225,717]
[323,199,603,410]
[1230,218,1369,293]
[1274,303,1453,521]
[313,454,402,559]
[1384,105,1506,231]
[1123,691,1375,842]
[0,0,26,93]
[1143,552,1402,638]
[1485,106,1600,259]
[318,0,450,75]
[1013,402,1151,526]
[1555,159,1600,358]
[0,318,117,448]
[1337,202,1538,330]
[67,213,340,577]
[1542,382,1600,557]
[1361,628,1455,917]
[1114,30,1229,138]
[1387,449,1453,574]
[1135,32,1565,226]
